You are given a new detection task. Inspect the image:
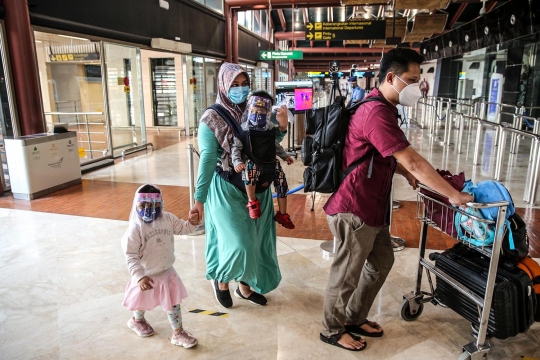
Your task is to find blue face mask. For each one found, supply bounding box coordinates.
[228,86,250,104]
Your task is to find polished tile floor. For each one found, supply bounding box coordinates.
[1,123,540,359]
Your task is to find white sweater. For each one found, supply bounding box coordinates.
[121,212,197,283]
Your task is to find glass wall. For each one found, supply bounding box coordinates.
[151,58,177,126]
[103,42,146,157]
[183,55,222,134]
[34,31,109,162]
[237,10,270,40]
[193,0,223,14]
[140,49,185,130]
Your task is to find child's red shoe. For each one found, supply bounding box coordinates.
[274,211,295,229]
[246,199,261,219]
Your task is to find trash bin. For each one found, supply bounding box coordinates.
[5,132,81,200]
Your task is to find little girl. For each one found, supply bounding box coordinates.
[121,184,200,348]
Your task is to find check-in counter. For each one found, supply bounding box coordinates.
[5,132,81,200]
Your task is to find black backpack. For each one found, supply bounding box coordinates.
[208,104,276,194]
[501,212,529,265]
[302,95,394,193]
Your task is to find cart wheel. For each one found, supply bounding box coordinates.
[457,351,471,360]
[399,298,424,321]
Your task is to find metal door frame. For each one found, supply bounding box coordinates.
[0,20,20,192]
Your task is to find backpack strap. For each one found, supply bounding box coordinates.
[341,96,398,179]
[207,104,252,158]
[207,104,242,138]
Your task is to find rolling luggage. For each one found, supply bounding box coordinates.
[430,244,536,339]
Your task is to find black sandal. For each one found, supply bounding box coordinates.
[319,332,366,351]
[345,320,384,338]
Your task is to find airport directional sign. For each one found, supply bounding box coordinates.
[259,50,303,60]
[305,20,386,41]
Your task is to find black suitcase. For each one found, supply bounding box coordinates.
[430,244,535,339]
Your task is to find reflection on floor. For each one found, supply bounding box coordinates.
[2,125,540,359]
[0,180,539,257]
[1,208,539,360]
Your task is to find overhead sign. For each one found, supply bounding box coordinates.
[305,21,386,41]
[260,50,303,60]
[48,52,99,62]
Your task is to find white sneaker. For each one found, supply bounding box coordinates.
[171,329,198,348]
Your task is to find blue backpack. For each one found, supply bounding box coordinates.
[461,180,515,249]
[455,207,496,247]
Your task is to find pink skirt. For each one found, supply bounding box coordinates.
[122,267,188,312]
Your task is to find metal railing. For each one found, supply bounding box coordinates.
[411,96,540,205]
[45,111,106,160]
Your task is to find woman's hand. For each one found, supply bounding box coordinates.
[188,209,200,225]
[138,276,154,291]
[190,200,204,224]
[275,105,288,132]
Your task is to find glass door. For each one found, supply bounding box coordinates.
[0,21,16,192]
[184,56,206,134]
[151,58,177,126]
[102,42,146,157]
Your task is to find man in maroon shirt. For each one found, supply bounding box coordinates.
[320,48,473,351]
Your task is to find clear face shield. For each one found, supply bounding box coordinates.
[129,185,164,226]
[242,95,273,130]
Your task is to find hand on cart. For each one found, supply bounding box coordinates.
[449,192,473,207]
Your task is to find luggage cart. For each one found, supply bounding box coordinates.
[399,184,509,360]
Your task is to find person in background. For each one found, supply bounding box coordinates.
[348,76,365,106]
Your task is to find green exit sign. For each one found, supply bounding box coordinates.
[259,50,303,60]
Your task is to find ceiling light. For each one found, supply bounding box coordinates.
[58,35,89,41]
[479,0,487,15]
[35,40,42,43]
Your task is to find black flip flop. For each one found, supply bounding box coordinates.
[319,332,366,351]
[345,320,384,338]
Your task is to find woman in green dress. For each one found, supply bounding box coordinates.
[190,63,288,308]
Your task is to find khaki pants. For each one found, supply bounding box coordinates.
[321,213,395,337]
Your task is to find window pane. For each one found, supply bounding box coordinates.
[261,11,268,39]
[238,12,246,28]
[254,10,261,35]
[245,11,253,31]
[205,0,222,13]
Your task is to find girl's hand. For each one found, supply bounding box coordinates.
[235,163,246,173]
[138,276,154,291]
[190,200,204,224]
[276,105,288,132]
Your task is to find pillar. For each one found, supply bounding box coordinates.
[3,0,46,136]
